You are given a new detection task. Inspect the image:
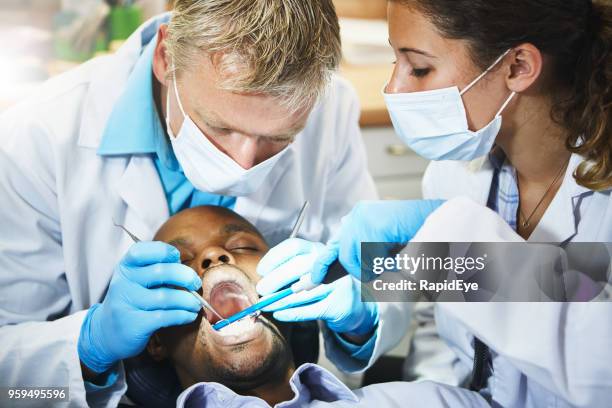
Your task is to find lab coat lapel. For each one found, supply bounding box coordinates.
[529,154,591,242]
[466,159,495,205]
[116,156,169,241]
[77,32,168,238]
[77,33,142,149]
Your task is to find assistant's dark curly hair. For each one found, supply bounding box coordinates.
[394,0,612,190]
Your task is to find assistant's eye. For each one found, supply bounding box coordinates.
[411,68,431,78]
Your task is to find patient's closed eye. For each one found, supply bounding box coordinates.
[226,236,262,253]
[227,243,260,253]
[180,252,195,264]
[230,246,259,252]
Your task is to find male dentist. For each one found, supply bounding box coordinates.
[0,1,379,406]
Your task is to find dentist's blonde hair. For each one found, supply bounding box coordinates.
[165,0,341,112]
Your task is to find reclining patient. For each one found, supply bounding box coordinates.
[127,206,356,407]
[125,206,486,407]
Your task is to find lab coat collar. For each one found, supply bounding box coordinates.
[529,153,593,242]
[77,36,141,150]
[96,39,159,156]
[96,33,180,172]
[86,18,173,239]
[464,158,495,206]
[77,15,170,152]
[465,152,597,242]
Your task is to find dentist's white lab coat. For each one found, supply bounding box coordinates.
[402,156,612,407]
[0,17,380,407]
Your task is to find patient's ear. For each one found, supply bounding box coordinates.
[146,333,168,362]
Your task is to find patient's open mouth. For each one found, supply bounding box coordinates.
[199,264,265,345]
[207,281,253,324]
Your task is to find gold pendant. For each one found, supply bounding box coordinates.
[522,220,530,228]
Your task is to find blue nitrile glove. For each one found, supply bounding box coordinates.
[262,275,378,335]
[312,200,446,283]
[256,238,328,295]
[256,240,377,336]
[78,242,202,374]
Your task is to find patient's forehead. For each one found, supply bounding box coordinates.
[154,206,262,242]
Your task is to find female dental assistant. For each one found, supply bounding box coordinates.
[0,2,380,406]
[257,0,612,406]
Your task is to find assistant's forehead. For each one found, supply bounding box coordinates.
[154,206,261,241]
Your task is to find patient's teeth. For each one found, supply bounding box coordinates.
[216,317,256,337]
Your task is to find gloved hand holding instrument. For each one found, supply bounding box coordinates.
[78,231,213,375]
[256,239,378,337]
[209,201,377,337]
[255,200,445,337]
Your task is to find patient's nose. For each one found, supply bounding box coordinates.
[201,246,236,270]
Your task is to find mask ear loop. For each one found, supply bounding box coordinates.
[460,48,513,96]
[171,68,187,118]
[165,65,188,139]
[495,91,517,117]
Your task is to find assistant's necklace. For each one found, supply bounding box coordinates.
[518,159,569,229]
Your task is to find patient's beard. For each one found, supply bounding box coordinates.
[206,318,293,392]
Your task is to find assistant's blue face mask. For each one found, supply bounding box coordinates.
[383,49,516,162]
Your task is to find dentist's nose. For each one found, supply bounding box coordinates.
[228,135,259,169]
[201,246,236,270]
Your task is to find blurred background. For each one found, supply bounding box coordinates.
[0,0,423,385]
[0,0,395,115]
[0,0,166,110]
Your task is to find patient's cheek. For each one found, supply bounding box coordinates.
[237,258,263,282]
[161,320,201,360]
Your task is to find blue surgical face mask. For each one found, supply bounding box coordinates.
[383,49,516,161]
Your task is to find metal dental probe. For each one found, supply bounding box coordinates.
[289,201,310,239]
[212,201,313,331]
[112,220,224,320]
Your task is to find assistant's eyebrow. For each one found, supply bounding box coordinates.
[398,47,436,58]
[389,39,436,58]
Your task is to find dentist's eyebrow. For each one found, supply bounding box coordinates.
[196,108,230,130]
[264,123,305,141]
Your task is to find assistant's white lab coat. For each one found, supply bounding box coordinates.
[403,157,612,407]
[0,16,381,407]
